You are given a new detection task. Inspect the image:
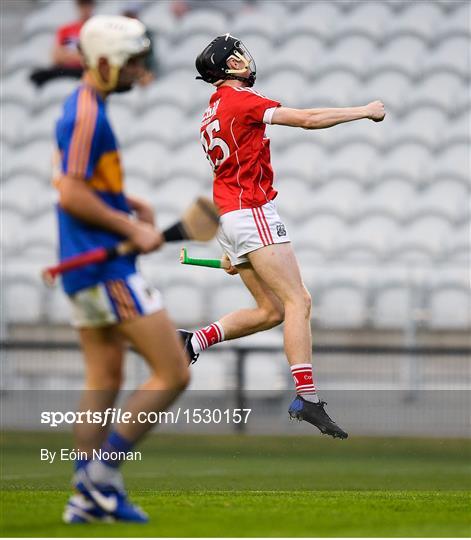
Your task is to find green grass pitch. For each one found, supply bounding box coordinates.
[1,432,470,537]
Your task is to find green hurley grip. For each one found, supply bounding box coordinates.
[180,248,225,269]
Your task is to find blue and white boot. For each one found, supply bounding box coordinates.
[73,461,149,523]
[63,494,113,523]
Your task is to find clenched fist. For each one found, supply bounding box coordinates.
[222,253,238,275]
[366,100,385,122]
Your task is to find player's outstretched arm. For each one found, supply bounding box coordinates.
[271,100,385,130]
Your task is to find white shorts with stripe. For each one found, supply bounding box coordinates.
[69,272,164,328]
[217,201,290,266]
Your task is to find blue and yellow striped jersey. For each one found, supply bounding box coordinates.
[55,84,136,295]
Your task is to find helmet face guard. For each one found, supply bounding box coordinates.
[195,34,256,87]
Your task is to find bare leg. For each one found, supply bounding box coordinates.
[247,243,312,367]
[75,326,124,456]
[218,262,285,339]
[115,309,190,442]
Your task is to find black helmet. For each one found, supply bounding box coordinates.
[195,33,256,87]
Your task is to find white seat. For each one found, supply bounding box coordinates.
[294,214,347,256]
[309,178,361,218]
[35,78,77,112]
[176,9,227,39]
[107,103,135,147]
[5,140,54,181]
[4,279,43,323]
[23,0,75,38]
[446,221,471,262]
[406,180,469,222]
[420,36,471,80]
[372,268,414,329]
[429,269,471,328]
[166,144,210,183]
[262,71,308,109]
[316,36,374,78]
[232,10,280,41]
[435,3,471,41]
[5,33,54,73]
[0,103,28,144]
[318,281,367,328]
[122,141,169,181]
[391,215,452,260]
[2,175,56,215]
[431,143,469,184]
[275,178,317,222]
[272,143,327,183]
[373,144,432,187]
[301,72,358,108]
[130,104,184,146]
[334,2,391,43]
[0,208,25,253]
[1,69,36,108]
[209,282,255,322]
[141,1,176,38]
[441,111,470,147]
[266,36,323,78]
[385,108,447,150]
[324,143,378,181]
[161,35,214,73]
[26,210,57,250]
[385,2,442,43]
[370,36,426,78]
[163,283,206,327]
[356,72,410,112]
[403,72,462,114]
[281,2,339,41]
[342,213,399,260]
[22,103,63,144]
[357,179,415,220]
[151,177,203,215]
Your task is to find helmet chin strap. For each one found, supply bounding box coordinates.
[90,65,120,93]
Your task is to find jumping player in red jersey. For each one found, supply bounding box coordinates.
[179,34,385,439]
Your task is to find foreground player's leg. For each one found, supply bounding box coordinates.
[73,310,190,522]
[247,243,347,439]
[180,263,284,362]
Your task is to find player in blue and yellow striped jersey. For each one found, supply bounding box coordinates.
[54,15,190,524]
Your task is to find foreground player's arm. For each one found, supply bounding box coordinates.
[271,100,385,129]
[126,194,155,226]
[59,175,162,253]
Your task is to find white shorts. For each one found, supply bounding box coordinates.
[69,273,164,328]
[217,201,290,265]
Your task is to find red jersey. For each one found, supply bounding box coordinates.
[55,21,84,68]
[200,85,281,215]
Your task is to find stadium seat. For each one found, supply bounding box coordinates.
[151,177,203,215]
[357,72,410,113]
[232,10,281,41]
[294,213,347,257]
[129,104,184,146]
[121,141,169,181]
[435,2,471,42]
[385,2,442,43]
[369,36,426,79]
[107,102,135,147]
[420,36,471,80]
[275,178,317,222]
[403,72,463,115]
[272,143,327,183]
[22,103,62,144]
[317,276,368,328]
[308,178,361,219]
[431,143,469,185]
[262,71,308,108]
[372,268,415,329]
[266,36,323,78]
[163,283,207,327]
[4,140,54,181]
[407,180,469,222]
[301,72,359,109]
[166,144,211,184]
[446,221,471,262]
[2,174,55,215]
[357,179,415,220]
[141,1,176,38]
[3,278,43,323]
[208,281,256,323]
[428,269,471,329]
[0,103,28,145]
[323,143,378,182]
[35,78,77,112]
[385,108,446,150]
[176,9,227,40]
[281,2,339,42]
[23,0,74,38]
[341,213,399,261]
[1,208,25,254]
[1,69,36,108]
[316,36,375,79]
[333,2,391,43]
[373,144,432,187]
[161,35,214,73]
[391,215,453,261]
[5,33,54,74]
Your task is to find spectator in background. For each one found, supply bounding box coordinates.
[122,1,157,86]
[30,0,95,87]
